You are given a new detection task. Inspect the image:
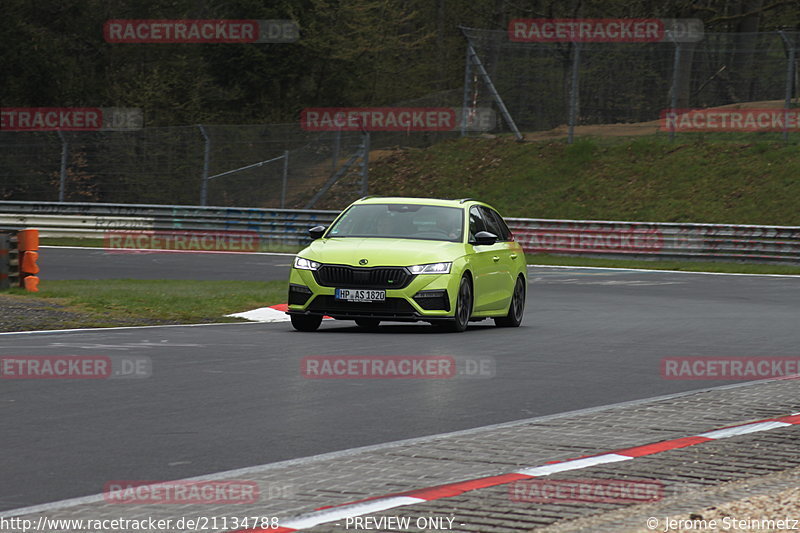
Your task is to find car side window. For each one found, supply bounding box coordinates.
[482,207,511,241]
[479,206,508,241]
[468,207,486,242]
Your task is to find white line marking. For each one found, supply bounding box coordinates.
[697,421,792,439]
[226,307,291,323]
[514,453,632,476]
[527,264,800,278]
[0,321,268,336]
[282,497,425,530]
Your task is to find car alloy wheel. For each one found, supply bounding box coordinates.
[495,276,525,327]
[443,275,472,332]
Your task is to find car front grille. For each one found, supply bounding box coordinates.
[313,265,414,289]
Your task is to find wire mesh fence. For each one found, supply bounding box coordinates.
[2,30,797,208]
[462,28,799,141]
[0,92,471,208]
[0,124,470,208]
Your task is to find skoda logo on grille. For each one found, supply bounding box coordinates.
[359,259,368,265]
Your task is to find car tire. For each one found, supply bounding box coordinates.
[442,275,472,332]
[355,318,380,330]
[495,276,525,327]
[291,314,322,332]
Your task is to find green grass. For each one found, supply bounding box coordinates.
[7,279,287,325]
[525,254,800,275]
[369,136,800,225]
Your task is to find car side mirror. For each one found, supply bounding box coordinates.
[308,225,327,240]
[472,231,497,246]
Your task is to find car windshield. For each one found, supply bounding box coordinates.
[327,204,464,242]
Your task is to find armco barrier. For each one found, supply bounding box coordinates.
[0,201,337,245]
[0,201,798,264]
[506,218,800,264]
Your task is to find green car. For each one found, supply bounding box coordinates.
[287,196,527,332]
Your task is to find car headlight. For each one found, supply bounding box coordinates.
[294,256,322,270]
[408,262,452,274]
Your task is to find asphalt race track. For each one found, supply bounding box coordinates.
[1,247,798,511]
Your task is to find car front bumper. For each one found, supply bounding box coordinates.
[286,267,458,321]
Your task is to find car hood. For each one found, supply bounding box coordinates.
[300,237,465,267]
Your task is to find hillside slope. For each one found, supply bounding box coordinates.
[367,137,800,225]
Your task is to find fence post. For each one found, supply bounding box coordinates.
[779,31,796,143]
[668,32,682,143]
[57,130,69,202]
[360,132,370,196]
[567,42,581,145]
[281,150,289,208]
[331,129,341,172]
[199,124,211,206]
[461,29,523,141]
[460,40,474,137]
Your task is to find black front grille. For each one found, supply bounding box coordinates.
[314,265,414,289]
[413,290,450,311]
[288,284,312,305]
[307,296,418,318]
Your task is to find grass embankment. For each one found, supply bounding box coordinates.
[1,280,287,331]
[369,136,800,225]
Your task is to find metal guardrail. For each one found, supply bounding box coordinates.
[0,201,337,245]
[1,201,798,263]
[505,218,800,264]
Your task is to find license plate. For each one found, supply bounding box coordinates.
[335,288,386,302]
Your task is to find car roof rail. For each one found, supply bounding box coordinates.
[457,198,476,204]
[358,195,380,201]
